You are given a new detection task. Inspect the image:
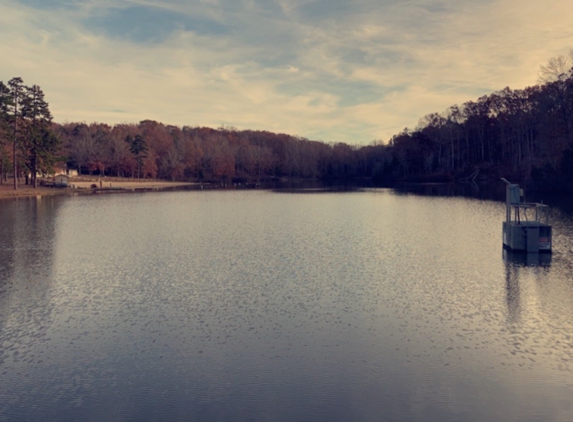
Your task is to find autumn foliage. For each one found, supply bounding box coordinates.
[3,52,573,191]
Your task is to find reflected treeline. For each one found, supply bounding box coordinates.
[266,179,511,199]
[0,196,62,369]
[535,193,573,218]
[0,196,62,279]
[385,181,573,218]
[388,181,507,201]
[271,179,363,193]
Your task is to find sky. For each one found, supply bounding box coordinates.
[1,0,573,145]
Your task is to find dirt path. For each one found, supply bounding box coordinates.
[71,180,196,189]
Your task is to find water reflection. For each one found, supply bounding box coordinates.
[0,196,60,287]
[0,196,61,402]
[1,190,573,421]
[503,249,552,267]
[503,251,522,325]
[502,250,552,324]
[392,182,506,201]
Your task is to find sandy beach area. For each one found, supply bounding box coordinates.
[0,184,70,199]
[0,177,198,200]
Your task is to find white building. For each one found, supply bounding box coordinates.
[54,174,69,187]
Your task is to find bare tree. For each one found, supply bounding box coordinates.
[538,50,573,83]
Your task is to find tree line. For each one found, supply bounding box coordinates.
[373,51,573,191]
[52,121,374,183]
[2,52,573,191]
[0,77,58,189]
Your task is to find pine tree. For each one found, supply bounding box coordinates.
[21,84,55,187]
[128,134,148,181]
[0,81,12,184]
[7,77,24,190]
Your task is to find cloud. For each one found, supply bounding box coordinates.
[84,5,229,44]
[1,0,573,144]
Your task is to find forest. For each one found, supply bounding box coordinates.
[1,52,573,191]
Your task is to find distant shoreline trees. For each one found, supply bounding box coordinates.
[3,52,573,191]
[380,50,573,191]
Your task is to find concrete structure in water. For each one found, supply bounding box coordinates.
[502,179,552,253]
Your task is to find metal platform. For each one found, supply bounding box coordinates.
[501,179,552,253]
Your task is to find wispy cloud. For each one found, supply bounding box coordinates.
[2,0,573,143]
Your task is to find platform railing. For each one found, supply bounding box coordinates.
[508,202,549,225]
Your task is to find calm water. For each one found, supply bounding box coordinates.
[1,189,573,421]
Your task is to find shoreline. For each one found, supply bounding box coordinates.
[0,178,200,200]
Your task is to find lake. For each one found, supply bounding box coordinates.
[1,187,573,421]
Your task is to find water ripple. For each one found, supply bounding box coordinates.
[1,191,572,421]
